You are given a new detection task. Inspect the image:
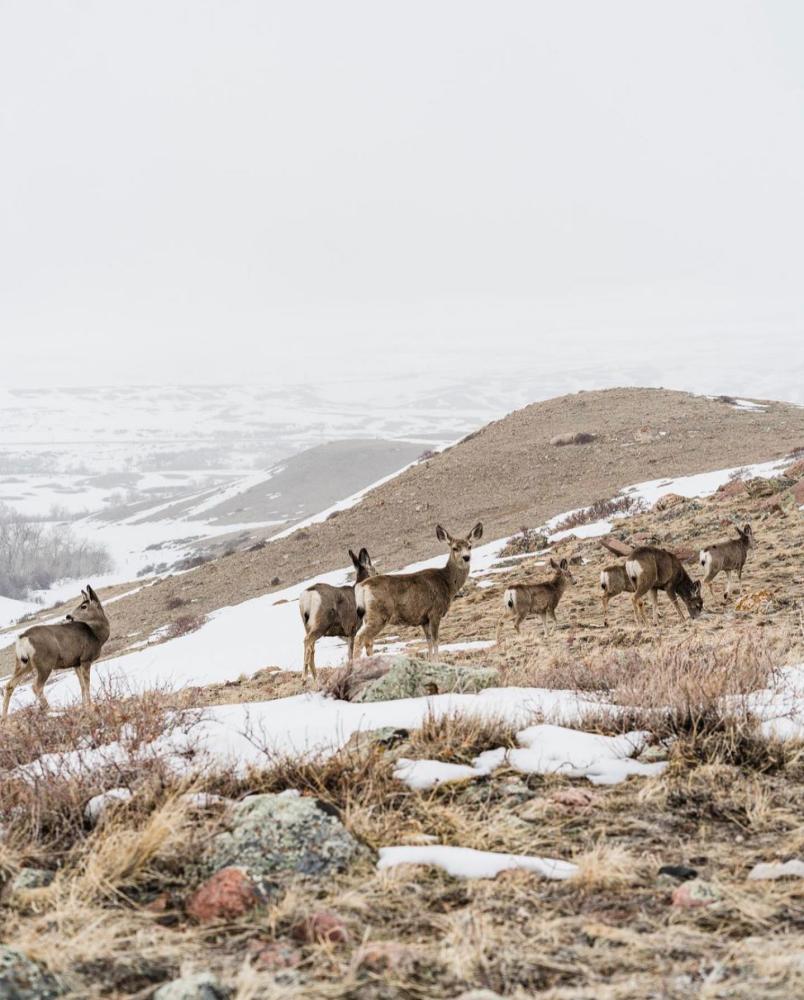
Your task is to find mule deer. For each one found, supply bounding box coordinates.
[625,547,703,626]
[699,524,753,601]
[599,563,635,626]
[2,585,110,719]
[496,557,575,643]
[353,523,483,660]
[299,548,376,681]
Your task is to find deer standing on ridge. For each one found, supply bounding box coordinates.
[353,523,483,660]
[2,585,110,719]
[699,524,753,601]
[299,548,376,681]
[496,557,575,643]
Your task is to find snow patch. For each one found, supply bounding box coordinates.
[378,845,577,881]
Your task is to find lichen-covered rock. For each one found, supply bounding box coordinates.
[202,791,368,887]
[153,973,229,1000]
[352,655,499,702]
[8,867,55,893]
[0,946,62,999]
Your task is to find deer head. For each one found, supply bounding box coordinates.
[65,585,110,637]
[549,557,576,585]
[436,523,484,565]
[348,547,377,583]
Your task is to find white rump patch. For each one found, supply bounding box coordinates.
[15,636,35,664]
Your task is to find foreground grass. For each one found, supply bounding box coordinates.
[0,635,802,998]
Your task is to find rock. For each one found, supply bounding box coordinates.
[735,589,774,612]
[549,788,595,810]
[202,791,368,888]
[715,478,747,498]
[639,745,669,764]
[745,476,793,498]
[153,973,229,1000]
[455,991,506,1000]
[351,655,499,702]
[659,864,698,881]
[8,867,55,893]
[355,941,410,972]
[747,859,804,881]
[0,946,62,999]
[793,480,804,506]
[550,432,596,447]
[84,787,132,825]
[180,792,230,810]
[671,879,719,908]
[246,939,302,971]
[343,726,410,752]
[654,493,685,511]
[785,458,804,480]
[186,867,263,923]
[290,910,350,945]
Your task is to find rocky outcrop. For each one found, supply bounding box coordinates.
[337,655,499,703]
[153,973,229,1000]
[0,947,62,999]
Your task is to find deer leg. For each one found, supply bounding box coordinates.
[430,619,441,660]
[706,579,717,602]
[602,593,609,627]
[346,634,355,663]
[549,608,558,629]
[76,662,93,708]
[540,612,550,638]
[649,589,659,627]
[355,618,382,659]
[2,659,32,720]
[736,566,744,593]
[31,671,50,713]
[631,594,642,625]
[724,572,732,601]
[495,615,506,646]
[668,594,686,623]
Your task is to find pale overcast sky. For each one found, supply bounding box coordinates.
[1,1,802,388]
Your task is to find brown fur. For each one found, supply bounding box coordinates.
[599,563,635,626]
[496,558,576,642]
[353,523,483,660]
[699,524,753,601]
[2,585,110,719]
[625,547,703,626]
[298,548,375,681]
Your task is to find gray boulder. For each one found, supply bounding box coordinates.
[8,868,55,893]
[153,974,228,1000]
[0,946,62,999]
[202,791,369,889]
[351,655,499,703]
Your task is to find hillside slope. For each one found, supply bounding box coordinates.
[2,387,802,670]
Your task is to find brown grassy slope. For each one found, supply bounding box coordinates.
[2,387,803,675]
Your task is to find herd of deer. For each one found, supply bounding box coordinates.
[1,521,753,715]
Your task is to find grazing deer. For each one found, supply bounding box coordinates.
[599,563,635,626]
[2,585,110,719]
[299,548,376,681]
[625,547,703,626]
[496,557,575,643]
[353,523,483,660]
[699,524,753,601]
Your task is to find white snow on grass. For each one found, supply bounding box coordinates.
[84,787,133,824]
[377,845,577,881]
[475,724,666,785]
[393,758,482,790]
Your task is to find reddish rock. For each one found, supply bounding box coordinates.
[784,458,804,480]
[550,788,595,810]
[356,941,409,972]
[793,480,804,506]
[246,939,302,971]
[715,478,747,498]
[291,910,350,946]
[186,866,261,923]
[671,879,719,908]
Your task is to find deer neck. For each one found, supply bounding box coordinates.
[551,572,567,599]
[86,616,111,646]
[442,553,470,597]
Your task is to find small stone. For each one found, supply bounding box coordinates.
[658,864,698,881]
[550,788,595,810]
[186,866,263,923]
[246,939,302,971]
[84,787,132,825]
[748,859,804,881]
[290,910,350,946]
[0,946,62,999]
[8,867,54,893]
[153,973,229,1000]
[671,879,719,908]
[455,991,506,1000]
[355,941,409,972]
[639,745,669,764]
[654,493,685,511]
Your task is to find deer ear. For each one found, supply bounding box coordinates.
[559,558,568,570]
[435,524,449,542]
[81,589,88,601]
[86,585,99,603]
[348,549,360,568]
[743,524,752,536]
[358,547,371,566]
[549,558,558,569]
[469,522,483,541]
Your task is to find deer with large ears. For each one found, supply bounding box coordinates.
[496,557,575,643]
[699,523,753,601]
[2,585,110,719]
[298,547,376,682]
[353,523,483,660]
